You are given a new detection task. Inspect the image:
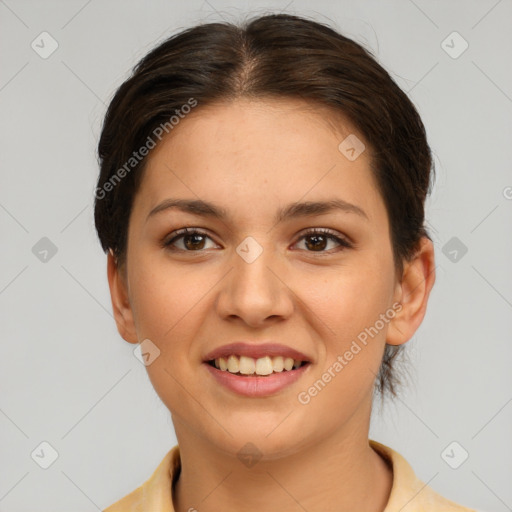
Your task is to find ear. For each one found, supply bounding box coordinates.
[107,250,138,344]
[386,237,436,346]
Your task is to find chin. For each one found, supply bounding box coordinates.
[201,413,315,462]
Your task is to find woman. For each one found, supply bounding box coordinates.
[95,13,478,511]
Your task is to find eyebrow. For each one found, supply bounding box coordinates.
[146,197,368,224]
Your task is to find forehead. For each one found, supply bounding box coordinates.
[135,97,384,224]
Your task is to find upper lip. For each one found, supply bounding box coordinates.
[203,342,312,363]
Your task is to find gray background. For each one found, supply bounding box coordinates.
[1,1,511,511]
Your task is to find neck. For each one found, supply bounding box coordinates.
[172,411,392,512]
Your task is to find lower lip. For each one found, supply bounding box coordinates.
[204,362,310,397]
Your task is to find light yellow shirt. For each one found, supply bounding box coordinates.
[103,440,477,511]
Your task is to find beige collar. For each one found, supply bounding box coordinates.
[104,440,476,511]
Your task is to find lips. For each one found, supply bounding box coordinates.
[204,355,311,397]
[202,342,312,395]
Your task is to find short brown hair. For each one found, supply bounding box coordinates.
[94,13,434,397]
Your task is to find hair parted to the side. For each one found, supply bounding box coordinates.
[94,13,435,399]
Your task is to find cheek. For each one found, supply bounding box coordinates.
[127,261,210,410]
[305,263,394,340]
[293,274,392,421]
[127,256,208,357]
[297,256,395,385]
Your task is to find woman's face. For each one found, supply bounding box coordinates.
[116,98,403,458]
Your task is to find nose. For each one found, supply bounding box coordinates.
[215,240,294,328]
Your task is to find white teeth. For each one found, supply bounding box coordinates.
[272,356,284,372]
[255,356,273,375]
[283,357,294,371]
[227,355,239,373]
[239,356,256,375]
[212,354,305,375]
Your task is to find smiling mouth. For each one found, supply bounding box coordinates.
[206,355,310,377]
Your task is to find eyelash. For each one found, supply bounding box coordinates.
[162,227,352,254]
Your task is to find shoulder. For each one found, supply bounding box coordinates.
[102,445,180,512]
[370,440,479,512]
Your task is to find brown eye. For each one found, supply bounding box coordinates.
[182,233,207,250]
[295,229,352,253]
[304,234,329,251]
[164,228,217,251]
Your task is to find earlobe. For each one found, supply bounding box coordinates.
[386,237,436,346]
[107,250,139,344]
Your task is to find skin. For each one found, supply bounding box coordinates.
[107,97,435,512]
